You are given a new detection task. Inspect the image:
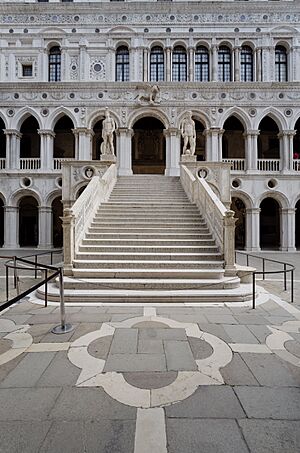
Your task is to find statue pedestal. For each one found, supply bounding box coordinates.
[100,154,116,163]
[181,154,197,163]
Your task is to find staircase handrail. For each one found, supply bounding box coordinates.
[180,164,236,274]
[62,163,117,273]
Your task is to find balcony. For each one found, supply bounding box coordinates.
[19,158,41,170]
[222,158,245,171]
[257,159,280,172]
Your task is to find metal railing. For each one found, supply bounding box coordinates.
[235,251,295,309]
[0,249,73,334]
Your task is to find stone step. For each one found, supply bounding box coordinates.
[102,202,196,207]
[88,227,210,234]
[90,220,206,227]
[81,238,216,246]
[73,259,223,269]
[78,245,219,253]
[71,268,224,279]
[36,281,253,304]
[75,252,223,261]
[85,232,212,239]
[97,207,199,212]
[93,214,202,220]
[61,277,240,291]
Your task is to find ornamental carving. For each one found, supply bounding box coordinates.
[70,57,79,80]
[90,58,106,81]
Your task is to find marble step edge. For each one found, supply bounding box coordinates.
[72,259,224,269]
[71,269,224,279]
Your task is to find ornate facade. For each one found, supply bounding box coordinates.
[0,0,299,251]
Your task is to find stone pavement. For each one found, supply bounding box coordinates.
[0,276,300,453]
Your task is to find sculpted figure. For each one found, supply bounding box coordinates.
[180,111,196,155]
[101,109,116,155]
[137,84,160,105]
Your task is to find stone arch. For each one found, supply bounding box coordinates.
[218,41,234,50]
[194,40,210,50]
[172,41,188,51]
[0,111,8,129]
[256,191,289,209]
[176,110,210,130]
[45,189,62,207]
[149,40,165,50]
[14,108,42,131]
[273,40,291,52]
[220,108,251,131]
[9,189,41,207]
[45,40,62,51]
[240,41,256,51]
[128,109,169,130]
[47,108,78,130]
[255,109,287,131]
[231,190,254,209]
[114,40,131,50]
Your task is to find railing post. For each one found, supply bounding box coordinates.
[291,269,294,303]
[262,258,265,280]
[52,268,74,334]
[252,273,256,309]
[44,270,48,308]
[284,263,287,291]
[6,265,9,301]
[61,208,75,276]
[223,210,237,276]
[34,255,38,279]
[13,256,17,289]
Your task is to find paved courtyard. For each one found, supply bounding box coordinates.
[0,252,299,452]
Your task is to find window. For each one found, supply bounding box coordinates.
[150,46,164,81]
[22,65,32,77]
[218,46,231,82]
[275,46,288,82]
[240,46,253,82]
[172,46,187,81]
[195,46,209,82]
[49,46,61,82]
[116,46,129,81]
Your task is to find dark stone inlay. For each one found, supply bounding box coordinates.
[88,335,113,360]
[188,337,213,360]
[123,371,178,389]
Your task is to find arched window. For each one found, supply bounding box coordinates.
[172,46,187,82]
[275,46,288,82]
[150,46,164,82]
[116,46,129,82]
[195,46,209,82]
[49,46,61,82]
[240,46,253,82]
[218,46,231,82]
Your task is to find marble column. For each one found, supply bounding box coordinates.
[211,45,218,82]
[143,48,149,82]
[38,206,52,249]
[245,130,259,172]
[38,130,55,171]
[166,47,171,82]
[188,47,194,82]
[218,129,224,161]
[256,48,262,82]
[4,130,22,170]
[281,208,296,251]
[116,128,133,176]
[280,130,296,172]
[164,128,181,176]
[3,206,18,249]
[73,128,94,160]
[234,46,240,81]
[245,207,261,251]
[205,128,221,161]
[79,40,87,81]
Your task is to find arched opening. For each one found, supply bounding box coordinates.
[258,116,280,159]
[222,116,245,159]
[19,196,39,247]
[52,197,63,248]
[132,117,166,174]
[0,197,4,247]
[150,46,164,82]
[49,46,61,82]
[231,197,246,249]
[0,118,6,163]
[92,119,103,160]
[76,185,88,199]
[295,199,300,250]
[53,116,75,159]
[293,118,300,160]
[116,46,129,82]
[20,116,40,159]
[172,46,187,82]
[260,198,280,249]
[275,45,288,82]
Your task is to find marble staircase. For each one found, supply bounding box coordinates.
[37,175,252,302]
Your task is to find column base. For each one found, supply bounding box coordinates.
[180,155,197,163]
[100,155,117,163]
[118,169,133,176]
[165,167,180,177]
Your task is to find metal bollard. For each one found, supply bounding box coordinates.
[52,268,74,334]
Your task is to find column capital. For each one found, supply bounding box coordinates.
[4,206,19,212]
[72,127,94,136]
[38,206,52,213]
[4,129,22,138]
[281,208,296,214]
[38,129,56,138]
[245,129,260,136]
[278,129,296,138]
[115,127,134,137]
[246,207,261,214]
[163,127,180,137]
